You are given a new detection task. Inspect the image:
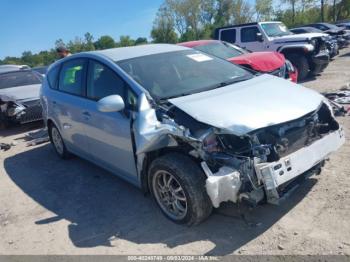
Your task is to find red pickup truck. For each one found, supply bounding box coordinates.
[178,40,298,83]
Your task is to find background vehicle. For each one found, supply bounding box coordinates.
[335,22,350,30]
[41,44,344,225]
[214,21,330,81]
[0,67,42,127]
[178,40,298,82]
[290,27,339,57]
[0,64,30,73]
[306,22,350,42]
[32,66,48,77]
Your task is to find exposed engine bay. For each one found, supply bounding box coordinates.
[132,94,345,208]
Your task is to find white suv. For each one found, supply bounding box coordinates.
[215,21,330,81]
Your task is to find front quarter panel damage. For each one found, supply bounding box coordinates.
[132,93,345,208]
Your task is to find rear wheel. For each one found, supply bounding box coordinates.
[286,53,309,81]
[149,153,213,226]
[49,124,70,159]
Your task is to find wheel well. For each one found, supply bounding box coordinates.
[281,48,305,57]
[47,119,54,128]
[140,146,201,193]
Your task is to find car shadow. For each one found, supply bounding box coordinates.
[4,144,317,255]
[0,121,43,138]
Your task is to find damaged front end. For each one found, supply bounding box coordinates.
[133,94,344,208]
[0,95,42,127]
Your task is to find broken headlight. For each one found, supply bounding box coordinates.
[202,132,221,153]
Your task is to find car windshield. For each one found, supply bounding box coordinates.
[194,42,245,60]
[261,22,293,37]
[0,71,42,89]
[117,50,252,100]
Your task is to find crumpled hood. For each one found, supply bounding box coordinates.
[169,74,324,135]
[0,84,41,102]
[272,32,326,42]
[228,52,285,72]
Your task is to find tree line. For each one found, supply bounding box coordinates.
[1,0,349,67]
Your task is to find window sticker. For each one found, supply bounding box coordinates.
[187,53,213,62]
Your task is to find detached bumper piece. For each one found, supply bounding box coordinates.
[255,128,345,204]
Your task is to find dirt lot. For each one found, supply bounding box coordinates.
[0,47,349,256]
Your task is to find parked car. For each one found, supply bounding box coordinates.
[41,44,344,225]
[335,22,350,30]
[214,21,330,81]
[32,66,48,77]
[0,68,43,127]
[0,64,30,73]
[306,22,350,42]
[290,27,339,57]
[178,40,298,82]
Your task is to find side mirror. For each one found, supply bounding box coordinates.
[256,33,264,42]
[97,95,125,113]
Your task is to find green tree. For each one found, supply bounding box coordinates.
[84,32,95,51]
[135,37,148,45]
[255,0,273,21]
[151,5,178,43]
[118,35,135,47]
[94,35,116,50]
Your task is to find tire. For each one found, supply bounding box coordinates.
[286,53,309,81]
[48,123,70,159]
[149,153,213,226]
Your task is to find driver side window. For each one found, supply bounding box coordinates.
[87,60,125,101]
[241,27,260,42]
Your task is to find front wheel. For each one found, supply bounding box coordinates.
[286,53,309,81]
[149,153,213,226]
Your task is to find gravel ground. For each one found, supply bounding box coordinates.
[0,47,349,256]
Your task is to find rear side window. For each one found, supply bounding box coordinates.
[58,59,86,96]
[241,27,260,42]
[220,29,236,43]
[87,60,126,100]
[47,65,60,89]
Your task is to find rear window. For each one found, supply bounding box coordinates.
[220,29,236,43]
[0,71,42,89]
[47,65,60,89]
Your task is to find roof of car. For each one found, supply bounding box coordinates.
[178,40,219,48]
[92,44,189,61]
[0,64,30,74]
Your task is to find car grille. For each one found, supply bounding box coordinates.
[20,99,43,123]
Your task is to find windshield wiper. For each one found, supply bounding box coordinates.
[160,76,251,101]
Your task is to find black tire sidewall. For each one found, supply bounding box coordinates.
[149,162,194,224]
[287,54,309,81]
[49,124,69,159]
[148,153,212,226]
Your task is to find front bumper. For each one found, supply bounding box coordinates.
[255,128,345,192]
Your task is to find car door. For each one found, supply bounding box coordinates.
[53,58,90,157]
[239,26,265,52]
[81,59,138,181]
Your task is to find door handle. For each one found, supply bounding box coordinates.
[82,111,91,120]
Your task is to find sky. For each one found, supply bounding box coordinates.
[0,0,163,59]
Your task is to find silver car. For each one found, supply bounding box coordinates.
[41,44,344,225]
[0,67,43,127]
